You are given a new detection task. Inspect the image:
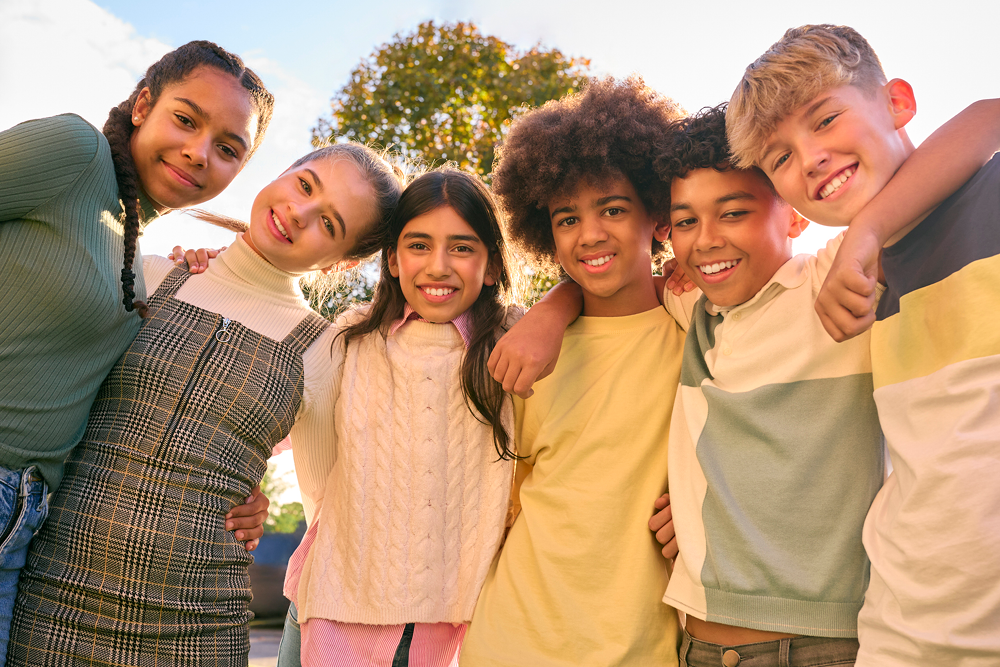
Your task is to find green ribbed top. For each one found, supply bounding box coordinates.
[0,114,157,488]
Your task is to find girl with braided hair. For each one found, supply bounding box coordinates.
[8,143,405,666]
[0,40,273,664]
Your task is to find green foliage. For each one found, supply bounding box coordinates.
[523,266,562,306]
[302,260,380,322]
[315,21,591,180]
[259,465,306,534]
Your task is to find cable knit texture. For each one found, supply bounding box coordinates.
[292,310,513,625]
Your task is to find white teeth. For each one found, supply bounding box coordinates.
[423,287,456,297]
[700,260,738,275]
[272,211,290,240]
[583,254,613,267]
[819,167,855,199]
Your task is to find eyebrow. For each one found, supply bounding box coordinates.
[670,190,757,212]
[760,96,835,163]
[302,169,345,237]
[550,194,632,220]
[401,231,482,244]
[175,97,250,152]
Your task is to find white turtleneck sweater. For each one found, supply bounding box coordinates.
[290,308,515,626]
[142,234,336,504]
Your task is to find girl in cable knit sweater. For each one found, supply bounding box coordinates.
[282,168,524,667]
[8,144,403,667]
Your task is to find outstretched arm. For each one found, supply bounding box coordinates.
[816,98,1000,341]
[489,280,582,399]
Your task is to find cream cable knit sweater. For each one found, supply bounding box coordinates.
[293,309,514,625]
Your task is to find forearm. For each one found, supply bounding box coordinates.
[857,98,1000,246]
[528,277,583,327]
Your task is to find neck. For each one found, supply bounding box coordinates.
[581,273,661,317]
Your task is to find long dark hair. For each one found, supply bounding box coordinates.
[103,40,274,316]
[342,167,525,460]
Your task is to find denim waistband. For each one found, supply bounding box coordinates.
[0,465,45,494]
[680,630,859,667]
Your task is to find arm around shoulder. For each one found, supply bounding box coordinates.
[489,279,582,399]
[815,98,1000,341]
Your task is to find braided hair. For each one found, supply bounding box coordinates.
[103,40,274,316]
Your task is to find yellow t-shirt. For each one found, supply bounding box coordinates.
[461,307,684,666]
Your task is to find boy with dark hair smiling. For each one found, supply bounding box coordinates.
[726,24,1000,665]
[656,104,883,666]
[460,76,697,667]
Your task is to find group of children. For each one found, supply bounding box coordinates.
[0,22,996,667]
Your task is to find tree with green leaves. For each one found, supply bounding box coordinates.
[314,20,592,180]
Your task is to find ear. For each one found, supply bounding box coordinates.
[653,214,671,242]
[886,78,917,131]
[131,87,153,127]
[387,247,400,278]
[320,258,360,275]
[787,209,809,239]
[483,254,500,287]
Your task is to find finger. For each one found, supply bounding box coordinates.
[655,521,675,546]
[183,249,202,273]
[245,538,259,552]
[207,248,221,259]
[195,248,210,270]
[234,523,264,542]
[172,245,187,263]
[511,363,542,400]
[225,508,269,532]
[653,493,670,510]
[490,353,510,385]
[226,491,269,519]
[661,537,678,560]
[648,506,673,532]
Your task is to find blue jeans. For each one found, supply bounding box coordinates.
[276,602,302,667]
[680,629,859,667]
[0,465,48,667]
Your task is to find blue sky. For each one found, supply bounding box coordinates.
[2,0,994,257]
[1,0,991,492]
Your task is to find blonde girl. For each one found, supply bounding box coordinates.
[8,144,403,667]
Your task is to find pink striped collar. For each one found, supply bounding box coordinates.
[388,304,474,348]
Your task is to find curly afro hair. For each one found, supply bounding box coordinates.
[655,103,776,195]
[492,76,684,272]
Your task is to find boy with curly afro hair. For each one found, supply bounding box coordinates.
[461,76,697,667]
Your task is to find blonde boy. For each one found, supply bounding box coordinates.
[728,24,1000,666]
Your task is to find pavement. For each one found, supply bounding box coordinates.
[249,623,285,667]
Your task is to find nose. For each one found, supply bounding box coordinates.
[801,136,831,176]
[579,215,609,246]
[287,200,317,228]
[182,132,211,169]
[427,247,452,278]
[693,219,724,252]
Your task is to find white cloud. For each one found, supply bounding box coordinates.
[0,0,329,258]
[0,0,170,131]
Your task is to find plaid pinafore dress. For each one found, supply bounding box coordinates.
[9,266,329,667]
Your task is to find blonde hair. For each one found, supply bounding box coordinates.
[186,143,407,314]
[727,24,887,168]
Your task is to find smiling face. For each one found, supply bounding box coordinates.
[548,176,666,317]
[388,205,495,323]
[670,167,806,308]
[758,81,916,227]
[129,65,258,211]
[247,158,374,274]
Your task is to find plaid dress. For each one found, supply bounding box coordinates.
[8,266,329,666]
